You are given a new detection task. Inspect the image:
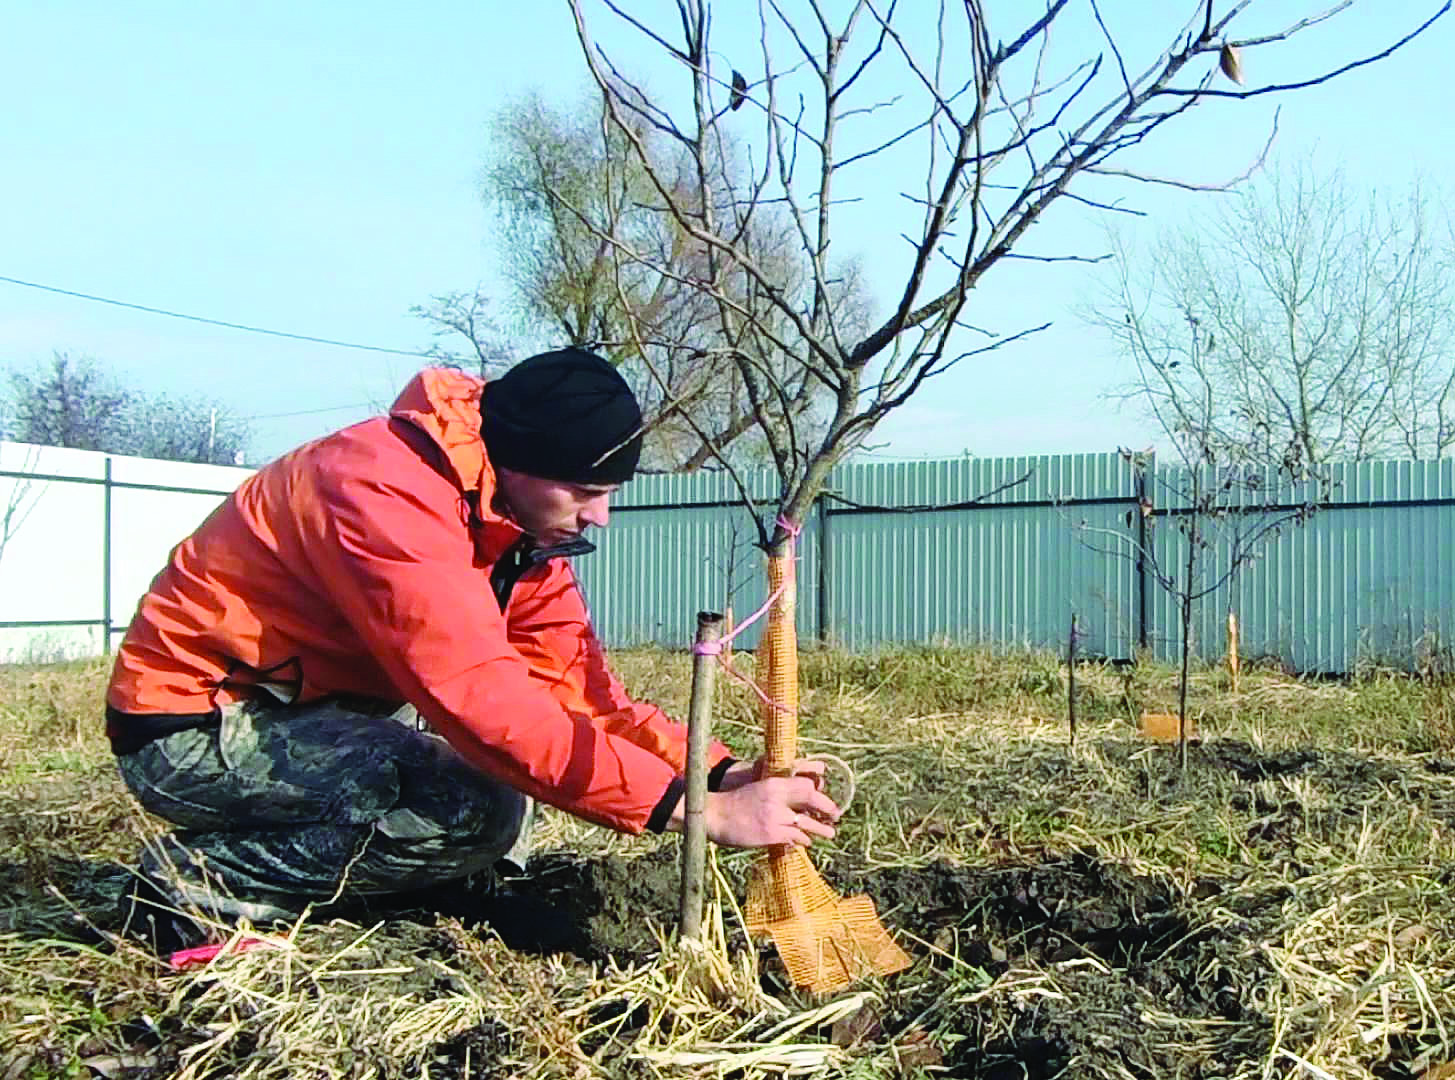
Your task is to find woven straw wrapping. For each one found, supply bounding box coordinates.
[743,539,911,992]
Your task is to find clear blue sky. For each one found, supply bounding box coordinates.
[1,2,1449,465]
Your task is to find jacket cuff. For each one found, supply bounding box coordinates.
[645,776,686,834]
[707,757,737,792]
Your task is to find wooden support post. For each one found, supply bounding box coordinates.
[681,610,724,942]
[1067,612,1078,745]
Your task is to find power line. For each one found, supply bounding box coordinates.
[242,402,379,421]
[0,273,433,358]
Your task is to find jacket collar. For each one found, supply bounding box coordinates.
[389,368,531,559]
[388,367,598,562]
[388,367,494,500]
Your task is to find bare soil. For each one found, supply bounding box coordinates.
[361,737,1451,1079]
[5,659,1453,1080]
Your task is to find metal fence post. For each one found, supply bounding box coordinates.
[817,494,831,646]
[1135,454,1151,654]
[102,457,113,655]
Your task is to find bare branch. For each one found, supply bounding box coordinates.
[1089,0,1133,100]
[561,0,1445,551]
[1231,2,1353,48]
[1157,4,1449,99]
[1002,251,1112,265]
[1086,108,1280,191]
[999,0,1075,62]
[1062,192,1147,216]
[823,465,1035,513]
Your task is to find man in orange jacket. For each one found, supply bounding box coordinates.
[109,347,838,950]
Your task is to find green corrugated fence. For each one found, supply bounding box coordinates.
[577,453,1455,673]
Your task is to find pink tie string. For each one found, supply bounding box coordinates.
[690,516,801,714]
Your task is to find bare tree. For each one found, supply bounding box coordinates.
[557,3,1445,987]
[1086,170,1445,732]
[5,353,252,465]
[1077,308,1331,764]
[411,288,514,376]
[1092,160,1455,467]
[566,0,1447,552]
[481,88,874,471]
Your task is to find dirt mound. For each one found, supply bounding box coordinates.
[1200,739,1319,780]
[490,846,684,962]
[856,852,1273,1078]
[454,846,1277,1079]
[426,1018,513,1078]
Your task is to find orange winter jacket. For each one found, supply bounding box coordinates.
[106,368,730,834]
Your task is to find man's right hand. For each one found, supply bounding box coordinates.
[669,773,841,849]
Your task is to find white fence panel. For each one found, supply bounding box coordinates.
[107,454,251,652]
[0,440,253,662]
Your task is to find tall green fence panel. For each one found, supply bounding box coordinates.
[827,454,1141,656]
[10,436,1449,672]
[581,453,1141,658]
[578,468,821,649]
[1145,458,1455,672]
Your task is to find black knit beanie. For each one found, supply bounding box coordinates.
[480,347,644,485]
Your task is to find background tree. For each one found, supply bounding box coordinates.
[566,1,1445,551]
[1091,160,1455,468]
[474,88,874,471]
[411,287,513,376]
[4,352,251,466]
[1076,312,1329,766]
[6,353,132,453]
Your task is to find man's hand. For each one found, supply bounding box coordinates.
[716,756,828,793]
[669,771,841,849]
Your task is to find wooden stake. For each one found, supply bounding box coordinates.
[1067,612,1078,745]
[680,610,723,942]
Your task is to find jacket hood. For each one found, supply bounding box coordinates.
[389,367,495,502]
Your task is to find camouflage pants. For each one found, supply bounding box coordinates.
[116,697,533,925]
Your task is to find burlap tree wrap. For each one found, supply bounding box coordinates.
[743,537,911,992]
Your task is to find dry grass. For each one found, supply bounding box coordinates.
[2,645,1453,1078]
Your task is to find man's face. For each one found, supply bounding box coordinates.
[493,467,617,545]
